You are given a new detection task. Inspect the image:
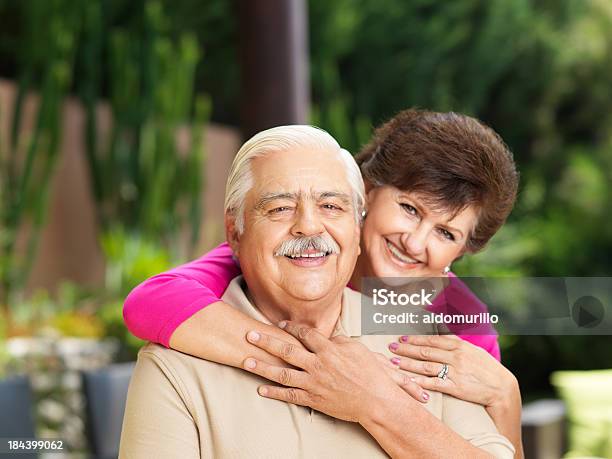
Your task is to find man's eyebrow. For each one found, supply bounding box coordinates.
[317,191,352,206]
[254,192,298,210]
[254,190,353,210]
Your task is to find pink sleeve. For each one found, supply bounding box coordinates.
[429,273,502,361]
[123,242,241,347]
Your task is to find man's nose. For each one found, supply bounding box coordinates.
[291,205,325,237]
[401,223,429,256]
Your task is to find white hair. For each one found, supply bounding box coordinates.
[224,125,365,233]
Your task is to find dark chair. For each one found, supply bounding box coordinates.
[81,362,135,459]
[0,375,37,458]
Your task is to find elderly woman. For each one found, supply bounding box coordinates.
[123,109,522,456]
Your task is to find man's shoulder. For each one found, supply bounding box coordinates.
[138,343,185,373]
[137,342,220,377]
[139,342,176,360]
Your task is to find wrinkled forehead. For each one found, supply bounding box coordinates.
[248,148,352,201]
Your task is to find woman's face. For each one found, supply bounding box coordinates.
[360,185,478,279]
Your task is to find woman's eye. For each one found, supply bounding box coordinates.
[439,228,455,241]
[400,203,417,216]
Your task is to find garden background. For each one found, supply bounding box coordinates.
[1,0,611,457]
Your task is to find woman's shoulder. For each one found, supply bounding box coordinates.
[431,273,501,360]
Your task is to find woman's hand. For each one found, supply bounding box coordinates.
[389,334,524,458]
[241,321,427,423]
[388,334,519,410]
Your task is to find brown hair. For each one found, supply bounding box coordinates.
[355,108,519,252]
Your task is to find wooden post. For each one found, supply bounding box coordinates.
[239,0,310,139]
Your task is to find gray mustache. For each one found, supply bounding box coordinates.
[274,235,340,257]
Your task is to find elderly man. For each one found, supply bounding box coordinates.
[119,126,513,458]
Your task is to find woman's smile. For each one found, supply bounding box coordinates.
[384,238,423,269]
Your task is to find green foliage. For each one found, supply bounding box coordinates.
[97,299,144,360]
[80,0,210,259]
[0,0,79,325]
[100,226,173,298]
[97,227,176,359]
[0,0,207,361]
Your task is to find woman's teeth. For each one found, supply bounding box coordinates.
[386,240,419,264]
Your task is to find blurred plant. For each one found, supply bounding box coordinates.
[100,226,173,298]
[4,282,102,338]
[4,228,173,357]
[79,0,210,261]
[0,0,79,331]
[98,226,176,359]
[0,0,209,366]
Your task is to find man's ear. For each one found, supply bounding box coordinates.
[225,214,240,256]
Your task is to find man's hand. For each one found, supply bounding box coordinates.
[242,321,428,423]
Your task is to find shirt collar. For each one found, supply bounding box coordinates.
[223,276,363,338]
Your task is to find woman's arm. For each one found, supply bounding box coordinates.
[242,323,512,458]
[170,301,302,367]
[123,242,240,345]
[123,242,300,367]
[360,395,494,459]
[390,334,523,458]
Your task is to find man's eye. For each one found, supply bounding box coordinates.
[400,203,417,216]
[270,207,291,213]
[322,203,341,211]
[439,228,455,241]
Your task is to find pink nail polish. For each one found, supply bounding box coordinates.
[244,358,257,369]
[391,357,401,365]
[389,342,399,351]
[400,335,409,343]
[422,392,429,401]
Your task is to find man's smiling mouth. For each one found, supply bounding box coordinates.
[283,249,334,267]
[285,250,332,259]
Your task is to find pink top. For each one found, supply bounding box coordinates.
[123,242,500,360]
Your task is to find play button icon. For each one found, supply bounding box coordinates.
[571,296,604,328]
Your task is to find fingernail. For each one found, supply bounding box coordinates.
[258,386,268,396]
[389,342,399,351]
[244,358,257,369]
[278,321,287,329]
[400,335,409,343]
[410,377,416,382]
[247,331,260,342]
[390,357,401,366]
[422,392,429,401]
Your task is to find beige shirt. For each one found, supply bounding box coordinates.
[120,277,514,459]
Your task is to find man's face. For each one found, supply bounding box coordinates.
[229,147,360,305]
